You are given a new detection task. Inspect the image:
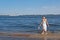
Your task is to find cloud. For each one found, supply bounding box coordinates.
[39,6,60,15]
[18,6,60,15]
[0,6,60,16]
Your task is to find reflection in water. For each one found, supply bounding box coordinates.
[41,37,47,40]
[41,37,60,40]
[44,37,47,40]
[0,36,60,40]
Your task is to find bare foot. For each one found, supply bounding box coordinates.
[41,32,44,34]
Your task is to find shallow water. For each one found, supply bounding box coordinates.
[0,15,60,33]
[0,36,60,40]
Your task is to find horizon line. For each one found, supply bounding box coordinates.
[0,14,60,16]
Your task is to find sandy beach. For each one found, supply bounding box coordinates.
[0,32,60,38]
[0,32,60,40]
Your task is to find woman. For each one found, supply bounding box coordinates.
[40,16,49,34]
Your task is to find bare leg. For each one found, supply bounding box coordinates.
[41,29,48,35]
[41,29,45,34]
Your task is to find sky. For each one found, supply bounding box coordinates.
[0,0,60,16]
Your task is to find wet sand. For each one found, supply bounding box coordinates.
[0,32,60,40]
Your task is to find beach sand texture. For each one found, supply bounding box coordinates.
[0,32,60,40]
[0,32,60,38]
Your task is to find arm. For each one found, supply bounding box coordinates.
[40,22,42,26]
[38,22,42,30]
[40,19,43,26]
[46,19,49,27]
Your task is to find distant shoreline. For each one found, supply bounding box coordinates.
[0,15,60,16]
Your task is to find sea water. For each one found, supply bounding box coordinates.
[0,15,60,33]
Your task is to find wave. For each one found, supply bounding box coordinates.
[49,23,60,26]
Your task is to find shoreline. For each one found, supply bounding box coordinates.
[0,32,60,38]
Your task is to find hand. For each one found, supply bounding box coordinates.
[38,26,40,30]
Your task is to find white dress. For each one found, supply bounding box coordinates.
[42,21,47,31]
